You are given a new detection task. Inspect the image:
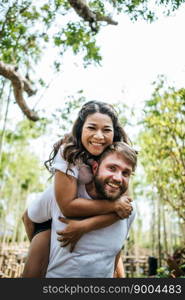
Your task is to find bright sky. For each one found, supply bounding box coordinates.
[32,3,185,119]
[8,3,185,141]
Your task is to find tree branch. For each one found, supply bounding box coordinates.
[0,61,39,121]
[165,195,185,221]
[96,13,118,25]
[68,0,118,30]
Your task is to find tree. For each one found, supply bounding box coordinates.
[1,0,185,120]
[138,77,185,250]
[0,119,47,242]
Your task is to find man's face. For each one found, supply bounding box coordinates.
[93,152,132,201]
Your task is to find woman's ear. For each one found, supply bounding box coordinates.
[91,161,98,175]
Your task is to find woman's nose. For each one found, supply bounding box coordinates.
[93,130,104,139]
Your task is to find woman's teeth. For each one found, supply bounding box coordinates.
[91,142,103,146]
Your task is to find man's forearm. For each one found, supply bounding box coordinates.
[22,210,35,241]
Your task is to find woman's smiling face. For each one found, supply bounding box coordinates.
[81,112,114,156]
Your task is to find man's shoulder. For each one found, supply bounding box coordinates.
[128,203,136,224]
[77,183,92,200]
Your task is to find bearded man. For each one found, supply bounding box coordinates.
[26,142,137,278]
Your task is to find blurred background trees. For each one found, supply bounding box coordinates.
[0,0,185,277]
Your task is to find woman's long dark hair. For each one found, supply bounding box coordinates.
[45,100,130,172]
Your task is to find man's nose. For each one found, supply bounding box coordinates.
[112,172,122,183]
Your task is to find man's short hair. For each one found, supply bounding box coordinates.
[97,142,138,172]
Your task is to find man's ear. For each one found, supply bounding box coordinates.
[92,161,99,175]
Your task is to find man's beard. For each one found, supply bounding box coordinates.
[94,175,127,201]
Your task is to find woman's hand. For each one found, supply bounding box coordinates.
[57,217,85,252]
[114,195,133,219]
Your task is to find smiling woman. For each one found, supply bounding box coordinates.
[81,112,114,156]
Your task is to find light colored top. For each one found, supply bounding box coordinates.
[51,145,93,184]
[28,184,135,278]
[27,144,92,220]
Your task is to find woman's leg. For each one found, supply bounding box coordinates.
[22,229,51,278]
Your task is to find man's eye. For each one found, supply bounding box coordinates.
[122,172,130,177]
[109,166,116,171]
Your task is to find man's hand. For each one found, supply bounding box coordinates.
[57,217,84,252]
[114,196,133,219]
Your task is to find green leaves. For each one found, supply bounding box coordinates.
[54,21,101,66]
[51,92,86,133]
[139,78,185,220]
[1,0,185,104]
[0,116,48,242]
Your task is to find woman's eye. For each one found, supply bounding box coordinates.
[87,127,95,130]
[104,129,112,132]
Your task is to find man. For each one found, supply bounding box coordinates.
[26,142,137,278]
